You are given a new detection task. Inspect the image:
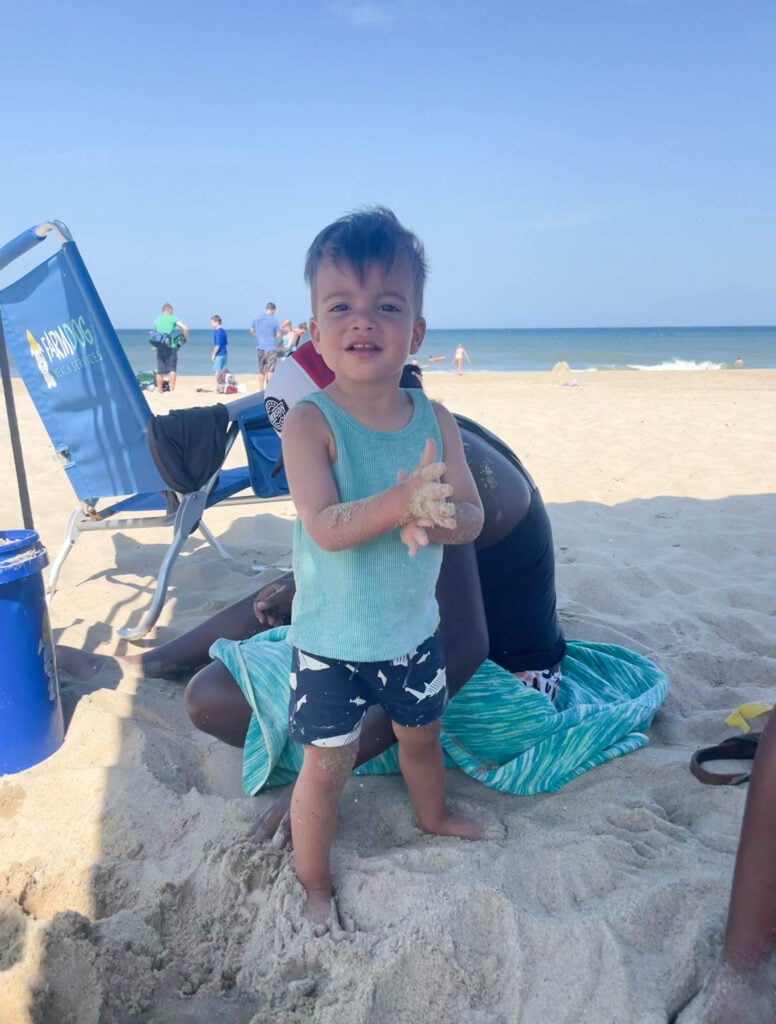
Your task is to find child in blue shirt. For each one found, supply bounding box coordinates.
[210,315,228,381]
[281,207,484,927]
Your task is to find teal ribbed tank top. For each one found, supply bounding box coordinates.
[288,388,444,661]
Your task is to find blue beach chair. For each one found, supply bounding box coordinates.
[0,221,288,640]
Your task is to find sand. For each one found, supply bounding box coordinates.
[0,369,774,1023]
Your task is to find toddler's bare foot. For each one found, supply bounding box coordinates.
[304,888,340,936]
[678,961,776,1024]
[419,813,482,840]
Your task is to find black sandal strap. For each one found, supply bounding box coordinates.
[690,734,761,786]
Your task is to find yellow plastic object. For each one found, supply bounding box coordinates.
[725,702,773,734]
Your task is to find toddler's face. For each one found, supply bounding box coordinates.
[310,258,425,384]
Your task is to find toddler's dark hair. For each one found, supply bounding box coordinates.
[305,206,427,311]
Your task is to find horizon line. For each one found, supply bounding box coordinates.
[114,323,776,332]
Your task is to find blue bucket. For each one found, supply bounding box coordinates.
[0,530,64,774]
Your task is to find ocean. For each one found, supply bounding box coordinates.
[114,325,775,378]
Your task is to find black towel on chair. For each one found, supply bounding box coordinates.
[148,404,230,493]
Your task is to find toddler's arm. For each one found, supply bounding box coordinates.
[282,403,453,553]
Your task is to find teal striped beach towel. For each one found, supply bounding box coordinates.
[210,628,669,797]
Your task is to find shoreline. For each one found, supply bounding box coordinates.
[6,363,772,381]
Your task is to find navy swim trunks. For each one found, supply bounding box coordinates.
[156,345,179,375]
[288,633,447,747]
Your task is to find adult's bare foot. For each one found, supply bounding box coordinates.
[55,643,195,684]
[55,645,122,682]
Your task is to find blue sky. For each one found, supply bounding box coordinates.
[3,0,774,328]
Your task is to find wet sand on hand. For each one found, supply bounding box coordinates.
[0,370,774,1022]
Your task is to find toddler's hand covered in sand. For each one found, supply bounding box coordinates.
[402,440,456,530]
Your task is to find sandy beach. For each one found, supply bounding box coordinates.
[1,368,774,1023]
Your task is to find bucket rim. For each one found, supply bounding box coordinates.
[0,530,41,558]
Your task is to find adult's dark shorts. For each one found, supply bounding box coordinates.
[156,345,179,374]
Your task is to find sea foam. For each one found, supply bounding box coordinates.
[627,359,725,372]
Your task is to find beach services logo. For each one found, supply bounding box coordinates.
[26,315,103,387]
[26,330,57,389]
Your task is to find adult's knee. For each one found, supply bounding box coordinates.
[184,669,214,733]
[184,663,253,748]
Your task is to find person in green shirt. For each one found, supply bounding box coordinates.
[152,303,189,392]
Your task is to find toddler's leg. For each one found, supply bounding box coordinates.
[393,721,481,840]
[291,741,358,924]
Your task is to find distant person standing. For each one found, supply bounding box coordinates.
[454,343,471,375]
[735,356,745,368]
[250,301,282,390]
[152,303,189,393]
[210,315,229,382]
